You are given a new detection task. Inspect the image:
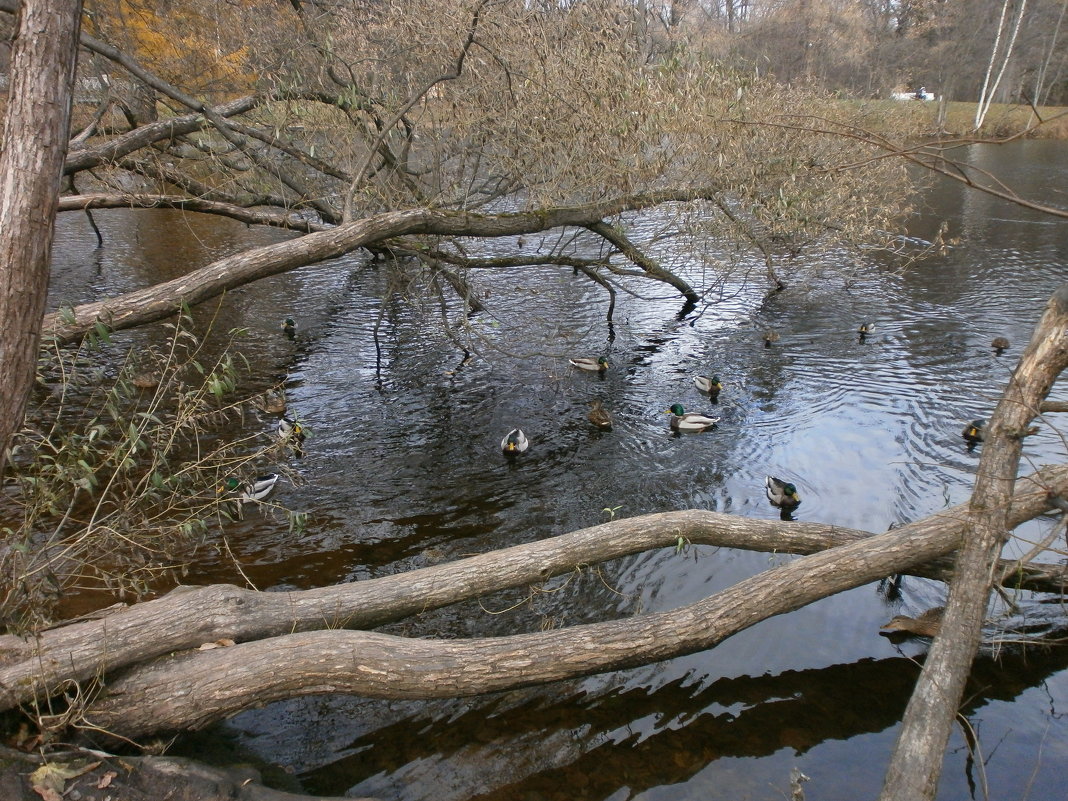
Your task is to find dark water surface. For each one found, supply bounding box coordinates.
[49,141,1068,800]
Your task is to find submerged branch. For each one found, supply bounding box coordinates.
[41,190,724,345]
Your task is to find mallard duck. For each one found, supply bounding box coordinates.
[222,473,280,504]
[569,356,609,372]
[665,404,719,432]
[880,606,944,638]
[763,330,780,348]
[992,336,1010,355]
[588,400,613,430]
[501,428,529,455]
[765,476,801,509]
[277,414,306,443]
[858,322,875,342]
[281,317,296,339]
[259,390,287,415]
[130,371,161,390]
[693,375,723,399]
[961,419,986,444]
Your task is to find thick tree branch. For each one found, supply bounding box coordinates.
[880,285,1068,801]
[41,190,724,345]
[63,95,262,175]
[2,462,1065,726]
[78,465,1068,738]
[587,220,699,303]
[57,193,326,233]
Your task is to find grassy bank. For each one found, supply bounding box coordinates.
[868,99,1068,139]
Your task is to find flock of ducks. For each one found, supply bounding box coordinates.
[219,319,308,507]
[499,355,727,451]
[225,319,1009,547]
[498,328,1012,522]
[215,317,1010,640]
[499,352,800,517]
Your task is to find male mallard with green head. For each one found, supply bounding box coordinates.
[693,375,723,400]
[222,473,280,504]
[765,476,801,509]
[665,404,719,433]
[569,356,609,372]
[501,428,529,456]
[281,317,297,339]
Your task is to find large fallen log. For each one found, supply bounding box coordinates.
[880,283,1068,801]
[3,465,1066,720]
[54,463,1062,739]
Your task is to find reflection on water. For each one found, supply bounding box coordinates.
[48,142,1068,800]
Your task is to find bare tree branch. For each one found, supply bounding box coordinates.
[880,284,1068,801]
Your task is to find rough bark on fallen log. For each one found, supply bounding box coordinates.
[880,284,1068,801]
[67,464,1066,739]
[3,464,1066,722]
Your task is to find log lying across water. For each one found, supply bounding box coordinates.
[1,458,1065,740]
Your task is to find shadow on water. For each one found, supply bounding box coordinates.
[294,644,1068,800]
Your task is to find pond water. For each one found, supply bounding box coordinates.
[47,140,1068,800]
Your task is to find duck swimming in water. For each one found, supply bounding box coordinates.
[501,428,529,455]
[765,476,801,510]
[665,404,719,433]
[962,419,986,445]
[222,473,280,504]
[588,400,613,430]
[693,375,723,400]
[569,356,609,372]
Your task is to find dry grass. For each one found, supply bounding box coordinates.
[866,99,1068,140]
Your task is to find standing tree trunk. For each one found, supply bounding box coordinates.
[0,0,83,473]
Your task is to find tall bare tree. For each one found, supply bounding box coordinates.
[0,0,83,474]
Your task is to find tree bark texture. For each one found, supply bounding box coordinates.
[41,190,725,346]
[2,466,1064,719]
[0,0,83,471]
[880,284,1068,801]
[0,461,1061,739]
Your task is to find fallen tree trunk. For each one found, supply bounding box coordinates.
[41,190,722,345]
[3,464,1065,720]
[880,283,1068,801]
[21,464,1049,738]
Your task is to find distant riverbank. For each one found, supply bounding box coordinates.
[877,99,1068,139]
